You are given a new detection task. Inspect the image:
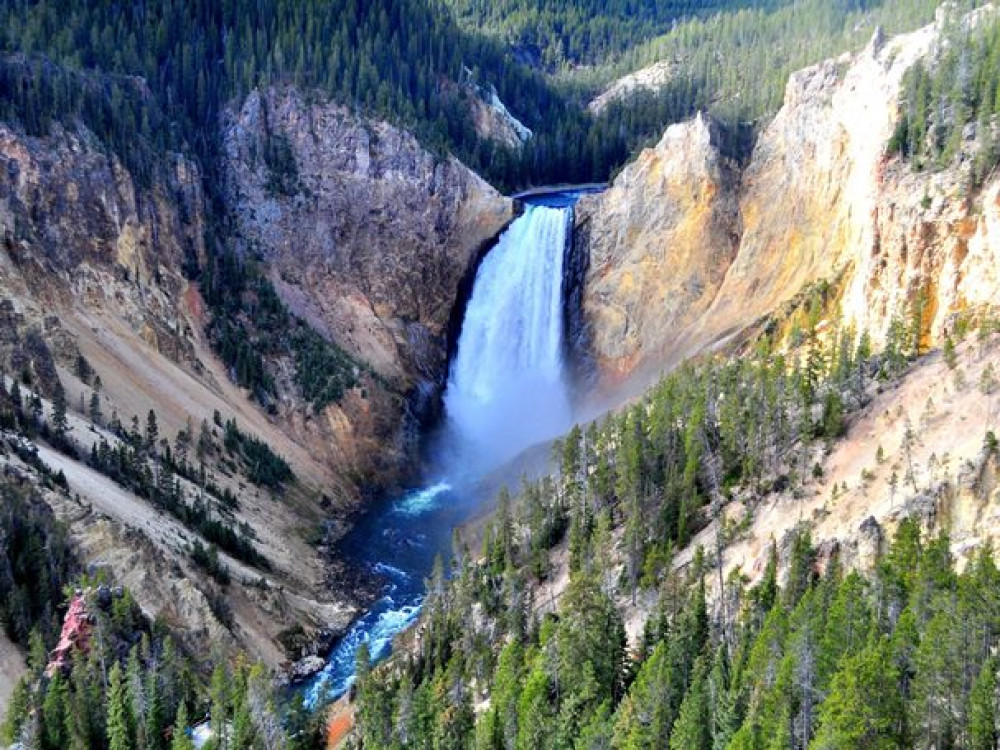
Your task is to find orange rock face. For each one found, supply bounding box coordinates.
[575,10,1000,398]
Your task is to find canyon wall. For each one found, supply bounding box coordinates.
[0,83,513,670]
[573,113,739,385]
[220,88,513,481]
[576,8,1000,390]
[221,87,512,392]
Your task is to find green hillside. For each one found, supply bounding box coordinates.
[0,0,983,191]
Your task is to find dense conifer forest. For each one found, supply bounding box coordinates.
[357,520,1000,749]
[0,0,988,192]
[889,15,1000,184]
[0,545,327,750]
[352,307,1000,749]
[441,0,793,68]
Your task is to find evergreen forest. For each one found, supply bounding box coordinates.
[352,306,1000,749]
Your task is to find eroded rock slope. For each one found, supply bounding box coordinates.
[575,9,1000,390]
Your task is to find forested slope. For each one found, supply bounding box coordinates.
[0,0,986,191]
[346,6,1000,747]
[441,0,792,68]
[353,262,1000,750]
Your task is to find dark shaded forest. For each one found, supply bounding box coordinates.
[0,0,986,192]
[442,0,793,68]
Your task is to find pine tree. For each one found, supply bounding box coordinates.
[126,647,146,749]
[515,659,554,750]
[42,670,70,750]
[145,663,165,750]
[52,382,69,441]
[209,662,230,749]
[784,529,815,609]
[170,703,195,750]
[74,354,92,384]
[670,654,711,750]
[108,662,133,750]
[818,572,871,684]
[491,641,524,749]
[708,647,738,750]
[1,678,31,745]
[28,629,48,676]
[231,683,255,749]
[810,637,903,749]
[69,653,103,750]
[197,419,213,459]
[752,542,779,620]
[613,640,673,749]
[943,334,958,370]
[89,392,103,425]
[969,656,999,750]
[145,409,159,456]
[10,378,22,412]
[493,487,515,572]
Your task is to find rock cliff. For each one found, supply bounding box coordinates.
[0,82,513,671]
[222,88,512,388]
[587,60,677,116]
[221,88,513,477]
[575,8,1000,390]
[0,118,359,669]
[573,113,739,385]
[0,122,205,368]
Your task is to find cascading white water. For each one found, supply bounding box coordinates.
[444,203,573,468]
[306,193,591,705]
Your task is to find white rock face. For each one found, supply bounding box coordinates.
[588,60,676,115]
[574,113,739,381]
[468,82,533,150]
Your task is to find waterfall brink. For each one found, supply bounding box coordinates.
[444,203,573,470]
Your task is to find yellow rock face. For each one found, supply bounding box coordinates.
[577,9,1000,394]
[574,113,739,386]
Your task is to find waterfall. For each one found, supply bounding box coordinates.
[306,192,594,706]
[443,203,573,469]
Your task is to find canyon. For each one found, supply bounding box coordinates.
[1,3,999,718]
[565,4,1000,637]
[0,82,513,682]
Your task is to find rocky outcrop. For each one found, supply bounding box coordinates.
[220,89,513,477]
[683,19,939,354]
[222,88,513,389]
[588,60,677,115]
[577,8,1000,389]
[844,154,1000,347]
[469,85,533,151]
[573,113,739,384]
